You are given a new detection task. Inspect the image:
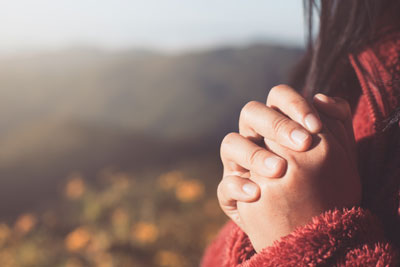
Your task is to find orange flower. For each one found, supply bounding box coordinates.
[65,227,91,252]
[65,173,86,199]
[175,179,204,202]
[14,213,37,235]
[131,222,159,244]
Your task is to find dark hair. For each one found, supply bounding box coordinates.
[291,0,400,129]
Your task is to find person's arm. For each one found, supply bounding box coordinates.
[203,34,400,266]
[203,33,400,266]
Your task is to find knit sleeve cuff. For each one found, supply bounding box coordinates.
[231,207,388,266]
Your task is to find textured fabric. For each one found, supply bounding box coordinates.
[201,33,400,266]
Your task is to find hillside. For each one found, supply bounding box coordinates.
[0,44,302,216]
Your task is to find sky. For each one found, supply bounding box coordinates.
[0,0,305,53]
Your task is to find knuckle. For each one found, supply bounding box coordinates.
[271,116,291,136]
[247,147,264,166]
[240,101,260,120]
[220,132,237,154]
[269,84,288,95]
[226,178,238,192]
[217,179,227,201]
[221,132,238,146]
[289,97,308,110]
[218,176,240,203]
[268,84,290,97]
[217,181,222,195]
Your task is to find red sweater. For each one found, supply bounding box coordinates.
[202,33,400,266]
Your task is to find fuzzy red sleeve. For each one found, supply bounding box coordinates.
[201,208,399,266]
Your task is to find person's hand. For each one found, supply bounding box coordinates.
[218,85,323,231]
[217,84,361,252]
[237,92,361,252]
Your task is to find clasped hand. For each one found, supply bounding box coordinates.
[217,85,361,252]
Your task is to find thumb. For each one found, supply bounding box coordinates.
[313,94,355,141]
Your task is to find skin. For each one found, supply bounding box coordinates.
[218,85,361,252]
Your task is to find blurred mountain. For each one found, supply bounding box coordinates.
[0,44,302,216]
[0,44,302,139]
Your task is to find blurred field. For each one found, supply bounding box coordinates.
[0,44,301,266]
[0,169,227,266]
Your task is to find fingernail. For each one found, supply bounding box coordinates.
[304,113,322,132]
[315,94,335,104]
[264,156,282,170]
[242,183,258,196]
[291,129,309,145]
